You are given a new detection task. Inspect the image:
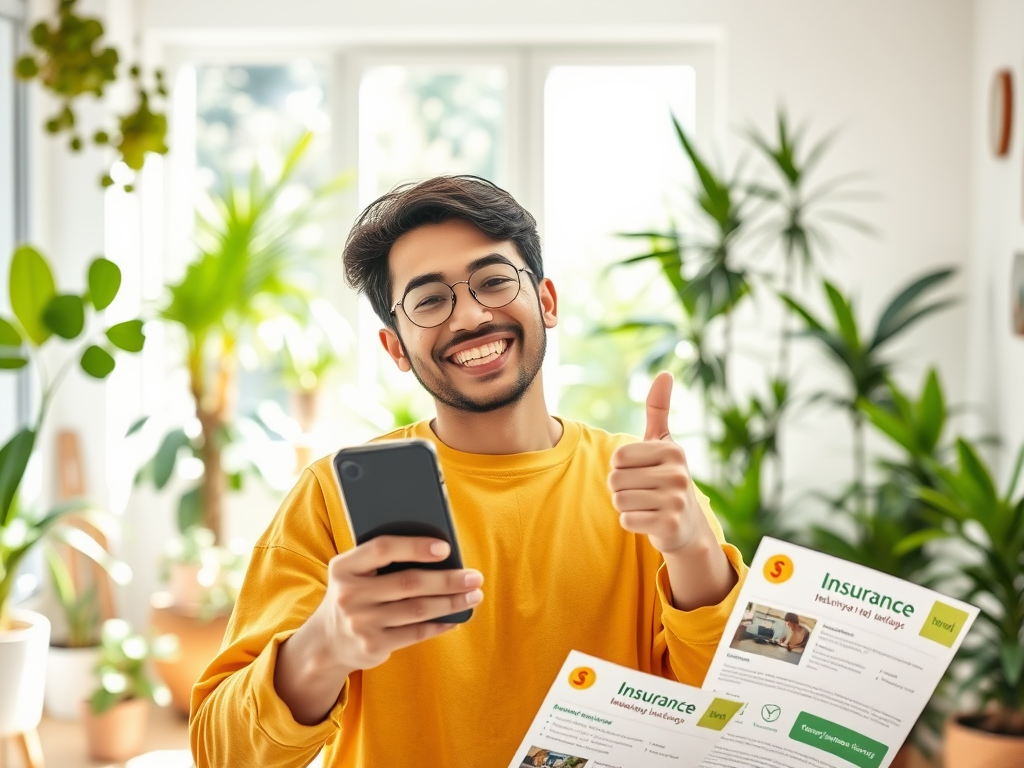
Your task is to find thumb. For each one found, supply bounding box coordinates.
[643,372,675,442]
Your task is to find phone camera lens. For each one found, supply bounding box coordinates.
[340,461,362,481]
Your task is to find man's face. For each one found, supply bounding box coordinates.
[379,218,557,414]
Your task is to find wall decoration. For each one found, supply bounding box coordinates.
[990,69,1013,158]
[1013,252,1024,336]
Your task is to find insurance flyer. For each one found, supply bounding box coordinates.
[698,537,978,768]
[506,650,745,768]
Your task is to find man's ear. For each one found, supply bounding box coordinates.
[379,327,412,372]
[539,277,558,329]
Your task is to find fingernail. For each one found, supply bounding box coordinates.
[465,589,484,605]
[430,541,450,557]
[464,571,483,588]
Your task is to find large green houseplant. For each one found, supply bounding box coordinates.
[137,131,343,546]
[0,244,143,735]
[915,439,1024,765]
[136,133,345,713]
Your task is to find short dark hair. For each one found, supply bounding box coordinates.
[342,175,543,328]
[784,612,799,624]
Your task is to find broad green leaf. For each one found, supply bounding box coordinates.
[913,485,967,523]
[780,294,826,332]
[42,294,85,339]
[47,524,132,585]
[44,545,78,612]
[872,268,955,348]
[177,486,203,533]
[917,369,945,452]
[0,428,36,526]
[1000,644,1024,687]
[1005,443,1024,503]
[860,399,915,454]
[0,357,27,369]
[87,257,121,310]
[10,245,56,345]
[80,345,115,379]
[892,528,948,557]
[956,439,998,508]
[0,318,21,346]
[153,429,191,490]
[105,320,145,352]
[824,282,860,350]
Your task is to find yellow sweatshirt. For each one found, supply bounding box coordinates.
[190,419,747,768]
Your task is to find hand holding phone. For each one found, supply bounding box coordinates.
[311,439,481,671]
[312,535,483,673]
[333,439,475,623]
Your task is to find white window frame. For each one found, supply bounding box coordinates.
[146,31,724,410]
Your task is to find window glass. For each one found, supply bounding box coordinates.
[359,65,507,200]
[544,65,697,436]
[0,16,19,444]
[357,65,509,421]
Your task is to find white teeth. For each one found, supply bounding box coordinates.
[453,339,508,366]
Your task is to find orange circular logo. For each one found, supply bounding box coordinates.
[763,554,794,584]
[568,666,596,690]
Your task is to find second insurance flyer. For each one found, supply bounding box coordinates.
[507,538,977,768]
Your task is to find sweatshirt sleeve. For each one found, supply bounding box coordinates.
[189,467,351,768]
[652,488,749,687]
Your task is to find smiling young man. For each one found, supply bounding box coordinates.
[190,176,747,768]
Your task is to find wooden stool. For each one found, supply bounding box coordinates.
[0,729,44,768]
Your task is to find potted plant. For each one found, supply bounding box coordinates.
[81,618,177,762]
[265,298,354,470]
[131,133,340,713]
[0,245,144,736]
[914,439,1024,767]
[43,535,132,720]
[149,526,248,712]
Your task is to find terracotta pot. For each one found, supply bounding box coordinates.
[81,696,149,762]
[0,609,51,737]
[149,591,230,715]
[168,561,205,612]
[944,714,1024,767]
[44,644,102,720]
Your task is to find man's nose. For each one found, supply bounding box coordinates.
[447,283,493,332]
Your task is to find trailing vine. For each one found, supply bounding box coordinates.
[14,0,169,190]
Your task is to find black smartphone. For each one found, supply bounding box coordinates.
[332,438,472,623]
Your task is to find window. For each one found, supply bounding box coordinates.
[0,3,27,447]
[167,42,715,444]
[1,0,33,602]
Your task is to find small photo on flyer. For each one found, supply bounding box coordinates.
[518,746,589,768]
[729,601,818,666]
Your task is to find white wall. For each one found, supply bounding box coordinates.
[28,0,977,626]
[967,0,1024,484]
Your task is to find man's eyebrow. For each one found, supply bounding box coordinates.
[399,253,516,298]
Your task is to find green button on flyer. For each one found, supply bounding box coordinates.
[789,712,888,768]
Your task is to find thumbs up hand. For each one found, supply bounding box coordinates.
[608,372,705,556]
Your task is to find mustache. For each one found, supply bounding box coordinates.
[435,323,524,361]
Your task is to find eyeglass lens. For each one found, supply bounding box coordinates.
[402,263,523,327]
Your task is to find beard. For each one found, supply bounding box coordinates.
[397,315,547,414]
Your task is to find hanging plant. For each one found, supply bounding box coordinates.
[13,0,169,191]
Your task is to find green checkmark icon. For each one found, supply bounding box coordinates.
[761,704,781,722]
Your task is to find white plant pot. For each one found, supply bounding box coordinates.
[0,609,51,737]
[44,644,102,720]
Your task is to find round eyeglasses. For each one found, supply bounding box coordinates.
[390,262,535,329]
